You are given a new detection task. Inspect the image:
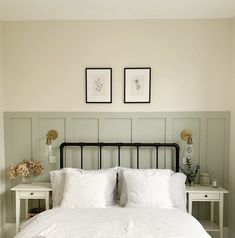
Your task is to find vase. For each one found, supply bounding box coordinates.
[190,181,194,186]
[187,178,195,186]
[22,176,31,184]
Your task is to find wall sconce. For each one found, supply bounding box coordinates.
[181,129,193,162]
[46,130,58,145]
[46,130,58,164]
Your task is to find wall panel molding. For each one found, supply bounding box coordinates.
[4,111,230,222]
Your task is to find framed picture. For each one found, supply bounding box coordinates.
[85,68,112,103]
[124,67,151,103]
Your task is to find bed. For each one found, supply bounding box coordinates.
[15,142,211,238]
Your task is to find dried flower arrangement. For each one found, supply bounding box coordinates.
[180,158,199,185]
[7,159,44,180]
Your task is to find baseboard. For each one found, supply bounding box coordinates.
[0,225,3,238]
[209,227,228,238]
[229,228,235,238]
[3,223,15,238]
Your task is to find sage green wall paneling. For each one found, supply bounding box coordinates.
[171,118,201,218]
[37,118,66,181]
[136,118,166,169]
[223,115,230,228]
[70,118,99,169]
[4,111,230,223]
[100,118,132,142]
[71,118,99,141]
[172,118,201,168]
[206,118,225,185]
[206,118,226,223]
[100,118,132,168]
[5,118,32,221]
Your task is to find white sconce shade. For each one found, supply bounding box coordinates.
[181,129,193,162]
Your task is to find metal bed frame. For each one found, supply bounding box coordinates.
[60,142,180,172]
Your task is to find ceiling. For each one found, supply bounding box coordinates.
[0,0,235,21]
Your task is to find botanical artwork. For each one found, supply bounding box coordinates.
[124,68,151,103]
[131,76,144,97]
[86,68,112,103]
[92,75,106,96]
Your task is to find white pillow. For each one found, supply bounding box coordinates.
[123,170,173,208]
[60,169,107,208]
[118,167,174,206]
[170,173,187,211]
[81,169,118,206]
[50,167,117,207]
[117,168,186,210]
[50,168,82,207]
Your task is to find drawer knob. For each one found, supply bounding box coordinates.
[205,195,208,198]
[30,192,34,195]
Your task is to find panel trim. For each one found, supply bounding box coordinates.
[3,111,230,223]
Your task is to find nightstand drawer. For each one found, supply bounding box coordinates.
[20,191,46,198]
[190,193,220,200]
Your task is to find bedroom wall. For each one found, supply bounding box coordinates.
[1,19,233,231]
[0,22,5,230]
[228,17,235,237]
[2,20,232,112]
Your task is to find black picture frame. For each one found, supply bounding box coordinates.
[124,67,151,103]
[85,68,112,103]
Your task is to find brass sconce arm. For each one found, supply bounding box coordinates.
[181,129,193,145]
[46,130,58,145]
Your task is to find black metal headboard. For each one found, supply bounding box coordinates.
[59,142,180,172]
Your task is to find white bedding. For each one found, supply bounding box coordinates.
[15,207,211,238]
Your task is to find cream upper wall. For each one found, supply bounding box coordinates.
[2,20,232,111]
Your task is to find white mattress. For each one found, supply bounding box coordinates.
[15,207,211,238]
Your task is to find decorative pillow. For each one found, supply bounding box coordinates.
[170,172,187,211]
[50,167,117,207]
[82,168,118,206]
[118,167,174,206]
[123,170,173,208]
[50,168,81,207]
[60,169,107,208]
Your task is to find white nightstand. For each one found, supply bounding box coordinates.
[11,182,52,233]
[186,185,228,238]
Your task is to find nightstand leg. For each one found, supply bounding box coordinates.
[25,199,28,219]
[210,201,214,222]
[219,194,224,238]
[45,192,49,210]
[15,191,20,233]
[188,196,192,215]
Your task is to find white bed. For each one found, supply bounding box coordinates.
[14,142,211,238]
[15,207,211,238]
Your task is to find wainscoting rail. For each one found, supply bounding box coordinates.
[4,111,230,223]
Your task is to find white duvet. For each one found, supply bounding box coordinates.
[15,207,211,238]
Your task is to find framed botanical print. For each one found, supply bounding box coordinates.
[85,68,112,103]
[124,67,151,103]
